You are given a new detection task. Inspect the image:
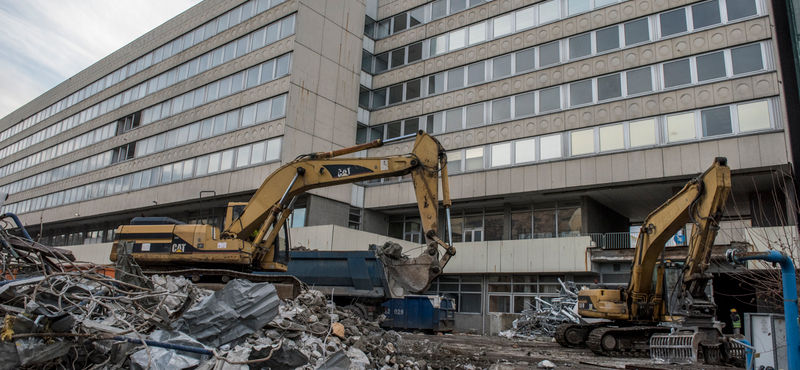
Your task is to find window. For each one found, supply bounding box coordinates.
[569,34,592,60]
[511,212,533,239]
[429,73,445,94]
[427,113,443,133]
[737,100,771,132]
[663,59,691,88]
[660,9,687,37]
[375,53,389,72]
[387,122,402,139]
[731,44,763,75]
[393,14,407,33]
[696,51,726,82]
[492,143,512,167]
[568,0,590,15]
[493,55,512,78]
[466,104,485,127]
[465,147,484,171]
[432,0,447,19]
[408,43,423,63]
[516,138,536,163]
[449,67,465,90]
[726,0,758,20]
[597,74,622,101]
[534,208,556,237]
[494,14,513,38]
[596,26,620,53]
[446,108,463,131]
[539,42,560,67]
[515,92,535,117]
[492,98,511,122]
[468,62,485,85]
[516,49,536,73]
[629,118,656,147]
[626,67,653,95]
[570,80,593,106]
[701,106,732,137]
[540,134,561,160]
[692,0,721,29]
[450,29,466,50]
[624,18,650,46]
[448,150,463,173]
[539,86,561,112]
[389,85,403,105]
[406,79,421,100]
[539,0,560,24]
[391,49,405,68]
[558,207,581,236]
[410,8,425,27]
[571,129,594,155]
[516,7,536,30]
[404,118,419,135]
[430,35,447,56]
[667,112,696,142]
[599,124,624,151]
[373,89,386,109]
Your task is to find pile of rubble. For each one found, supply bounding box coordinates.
[500,279,583,339]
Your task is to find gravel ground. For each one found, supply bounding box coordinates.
[396,333,741,370]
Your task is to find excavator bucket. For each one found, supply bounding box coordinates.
[376,242,441,294]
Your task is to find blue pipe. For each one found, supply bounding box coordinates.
[0,213,32,241]
[112,336,213,356]
[727,250,799,370]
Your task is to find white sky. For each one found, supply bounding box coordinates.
[0,0,203,121]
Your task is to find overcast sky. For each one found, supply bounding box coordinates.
[0,0,203,121]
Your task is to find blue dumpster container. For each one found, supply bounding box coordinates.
[381,295,455,332]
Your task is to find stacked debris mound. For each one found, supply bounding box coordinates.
[499,279,583,339]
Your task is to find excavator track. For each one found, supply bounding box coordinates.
[587,326,671,357]
[143,268,307,298]
[555,323,605,348]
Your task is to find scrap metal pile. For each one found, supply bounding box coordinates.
[500,279,583,339]
[0,230,411,370]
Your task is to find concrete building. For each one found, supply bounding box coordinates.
[0,0,796,333]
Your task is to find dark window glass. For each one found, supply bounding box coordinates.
[692,0,722,29]
[511,212,533,239]
[485,214,504,241]
[493,55,512,78]
[404,118,419,135]
[450,0,467,13]
[377,20,390,38]
[660,9,687,37]
[446,108,463,131]
[387,122,402,139]
[539,42,560,67]
[468,62,485,85]
[726,0,757,20]
[492,98,511,121]
[466,104,484,126]
[432,0,447,19]
[557,207,581,235]
[626,67,652,95]
[533,209,556,237]
[624,18,650,46]
[375,53,389,72]
[595,26,620,53]
[663,59,692,88]
[407,43,423,63]
[393,14,407,33]
[429,73,445,94]
[389,85,404,104]
[702,106,732,137]
[539,87,561,112]
[362,50,373,72]
[515,92,535,117]
[406,79,421,99]
[515,49,536,73]
[359,88,370,108]
[390,49,405,68]
[696,51,726,81]
[570,80,593,106]
[373,89,387,108]
[569,34,592,59]
[448,67,465,90]
[731,44,763,75]
[597,73,622,101]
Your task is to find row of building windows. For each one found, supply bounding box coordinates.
[0,95,288,195]
[363,0,760,75]
[0,15,296,163]
[1,138,283,216]
[365,0,493,40]
[0,0,289,145]
[0,52,292,182]
[367,40,767,110]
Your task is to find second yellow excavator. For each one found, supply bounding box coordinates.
[109,131,455,294]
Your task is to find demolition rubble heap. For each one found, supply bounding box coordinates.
[0,231,415,369]
[500,279,583,339]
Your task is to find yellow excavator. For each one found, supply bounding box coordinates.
[109,131,455,294]
[556,157,743,365]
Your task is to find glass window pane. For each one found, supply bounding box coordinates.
[196,156,209,176]
[275,55,290,76]
[515,92,535,117]
[515,138,536,163]
[493,55,512,78]
[539,42,560,67]
[256,101,271,122]
[492,143,512,167]
[446,108,463,131]
[737,100,771,132]
[375,53,389,73]
[571,129,594,155]
[540,134,562,160]
[429,73,445,94]
[596,26,620,53]
[393,14,407,33]
[569,0,590,15]
[624,18,650,46]
[569,34,591,60]
[260,60,275,82]
[626,67,653,95]
[408,42,423,63]
[539,86,561,112]
[373,89,387,109]
[242,105,256,127]
[271,95,285,118]
[516,49,536,73]
[403,118,419,135]
[430,35,447,56]
[387,122,402,139]
[663,59,692,88]
[570,80,593,106]
[696,51,726,81]
[660,9,687,37]
[266,139,280,161]
[492,98,511,122]
[466,104,484,127]
[406,79,421,100]
[410,8,425,27]
[280,15,295,38]
[692,0,721,29]
[600,124,624,151]
[597,73,622,101]
[448,67,465,90]
[450,29,466,50]
[183,159,194,178]
[389,85,404,104]
[391,49,405,68]
[558,207,581,234]
[494,14,513,38]
[448,150,462,173]
[207,153,221,173]
[731,44,763,75]
[432,0,447,19]
[377,20,390,38]
[667,113,696,142]
[250,142,266,163]
[450,0,467,13]
[468,62,485,85]
[539,0,560,24]
[465,147,484,171]
[516,7,535,30]
[726,0,758,20]
[469,23,486,45]
[220,150,234,171]
[701,106,732,137]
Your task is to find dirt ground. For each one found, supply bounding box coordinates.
[396,333,740,370]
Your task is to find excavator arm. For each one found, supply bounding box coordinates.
[627,157,730,320]
[222,132,454,293]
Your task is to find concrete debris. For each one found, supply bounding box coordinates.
[500,279,583,339]
[537,360,556,368]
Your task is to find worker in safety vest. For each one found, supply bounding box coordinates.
[730,308,742,335]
